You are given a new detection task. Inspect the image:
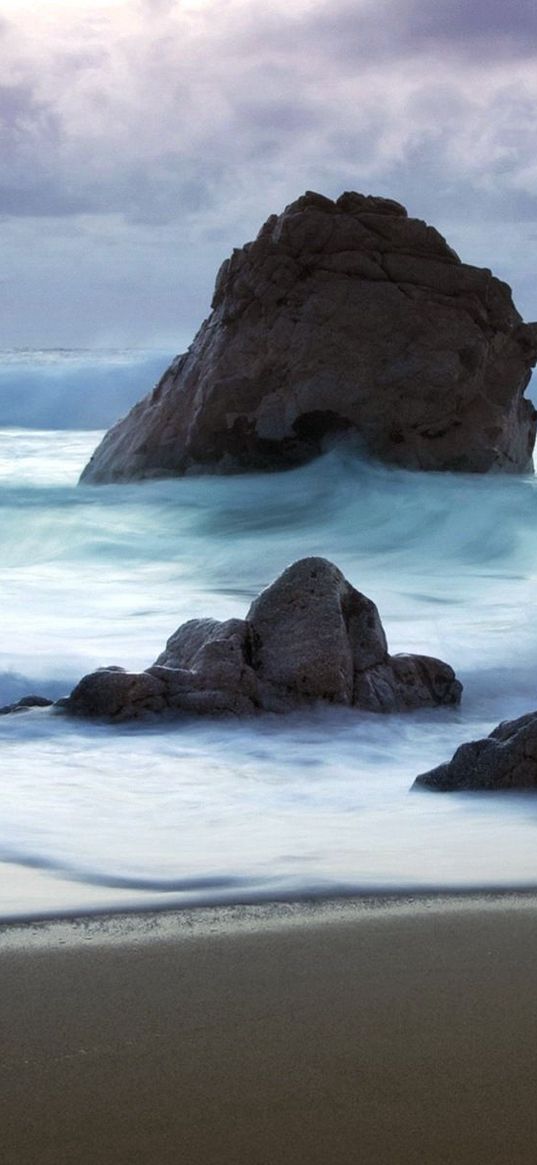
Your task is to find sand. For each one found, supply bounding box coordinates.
[2,895,537,1165]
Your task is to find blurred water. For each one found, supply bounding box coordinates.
[2,352,537,910]
[0,348,173,429]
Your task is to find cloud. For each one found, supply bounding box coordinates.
[1,0,537,343]
[410,0,537,52]
[1,1,535,217]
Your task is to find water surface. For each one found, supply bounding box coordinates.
[2,351,537,913]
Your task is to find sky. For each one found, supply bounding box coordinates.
[2,0,537,349]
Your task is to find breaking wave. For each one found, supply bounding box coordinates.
[0,348,173,429]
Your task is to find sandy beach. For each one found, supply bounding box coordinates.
[2,894,537,1164]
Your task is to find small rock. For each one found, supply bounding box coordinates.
[0,694,54,716]
[413,711,537,791]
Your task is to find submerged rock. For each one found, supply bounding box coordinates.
[62,557,462,722]
[413,711,537,792]
[80,190,537,484]
[0,694,54,716]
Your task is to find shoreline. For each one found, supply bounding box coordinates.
[3,891,537,1163]
[5,857,537,929]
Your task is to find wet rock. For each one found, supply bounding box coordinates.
[247,560,460,714]
[413,711,537,791]
[0,694,54,715]
[155,617,251,670]
[80,190,537,484]
[61,557,462,722]
[150,616,259,715]
[247,557,386,709]
[354,654,461,714]
[66,669,168,720]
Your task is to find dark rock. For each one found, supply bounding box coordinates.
[0,694,54,716]
[413,711,537,791]
[354,654,461,714]
[247,560,461,714]
[155,617,251,670]
[66,670,168,720]
[150,616,259,715]
[247,557,386,708]
[80,190,537,484]
[61,556,462,722]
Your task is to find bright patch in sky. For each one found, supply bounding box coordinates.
[1,0,129,8]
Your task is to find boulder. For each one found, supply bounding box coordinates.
[413,711,537,792]
[66,668,168,720]
[247,557,387,709]
[60,557,462,721]
[354,654,463,714]
[149,615,259,716]
[80,190,537,484]
[155,616,251,670]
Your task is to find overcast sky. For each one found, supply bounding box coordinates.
[2,0,537,348]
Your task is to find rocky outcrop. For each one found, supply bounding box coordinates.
[80,190,537,484]
[58,558,461,721]
[413,711,537,792]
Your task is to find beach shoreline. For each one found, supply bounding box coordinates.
[4,884,537,941]
[3,892,537,1164]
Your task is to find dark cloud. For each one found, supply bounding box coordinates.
[305,0,537,59]
[0,183,92,218]
[234,0,537,71]
[0,81,59,146]
[412,0,537,48]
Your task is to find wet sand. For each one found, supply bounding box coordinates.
[2,895,537,1164]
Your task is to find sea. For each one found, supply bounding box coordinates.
[2,347,537,919]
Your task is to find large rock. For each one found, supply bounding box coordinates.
[413,711,537,792]
[80,190,537,483]
[61,557,462,721]
[246,558,387,709]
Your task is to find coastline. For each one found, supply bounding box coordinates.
[3,892,537,1164]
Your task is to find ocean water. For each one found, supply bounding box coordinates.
[0,347,173,430]
[2,349,537,917]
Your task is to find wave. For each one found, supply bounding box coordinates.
[2,439,537,693]
[0,349,173,429]
[0,672,69,707]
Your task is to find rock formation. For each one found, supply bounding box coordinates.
[61,558,462,721]
[80,190,537,484]
[413,711,537,792]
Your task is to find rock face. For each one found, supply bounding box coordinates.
[62,557,462,721]
[80,190,537,484]
[413,712,537,792]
